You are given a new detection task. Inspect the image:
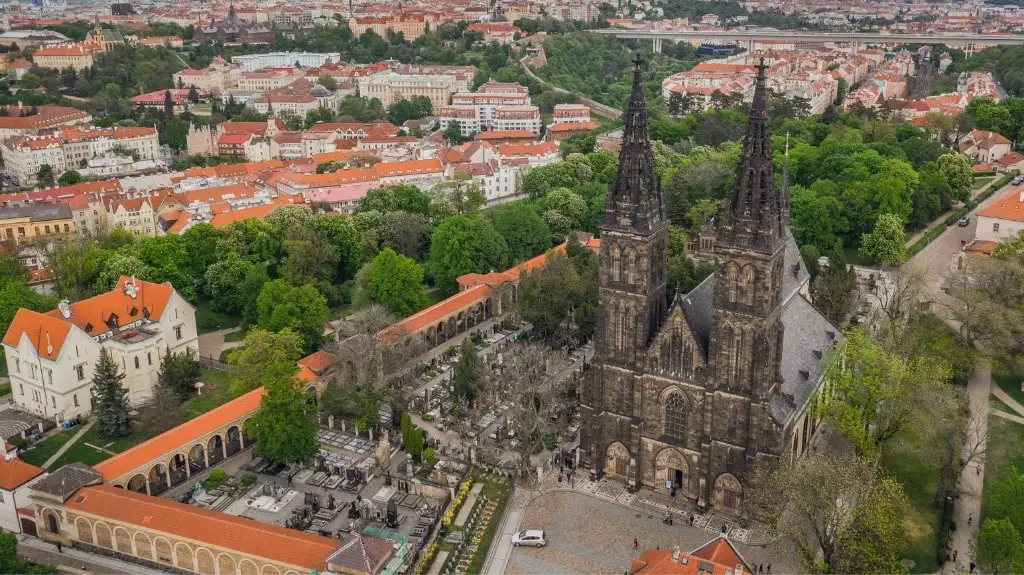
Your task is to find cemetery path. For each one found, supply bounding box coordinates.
[991,384,1024,418]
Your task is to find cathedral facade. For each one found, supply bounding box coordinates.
[579,57,838,514]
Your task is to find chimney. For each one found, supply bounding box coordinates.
[736,564,745,575]
[45,332,53,356]
[17,100,21,110]
[124,276,138,299]
[672,546,681,561]
[58,299,71,319]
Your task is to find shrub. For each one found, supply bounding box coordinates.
[422,413,435,422]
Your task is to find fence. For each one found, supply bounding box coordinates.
[198,355,230,371]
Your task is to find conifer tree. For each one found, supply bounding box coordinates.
[90,349,134,439]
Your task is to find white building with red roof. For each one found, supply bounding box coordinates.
[960,129,1013,164]
[0,441,44,534]
[3,276,198,423]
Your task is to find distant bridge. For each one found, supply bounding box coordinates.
[593,28,1024,55]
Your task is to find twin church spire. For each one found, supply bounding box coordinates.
[603,56,787,254]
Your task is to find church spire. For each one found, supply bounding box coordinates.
[714,58,785,253]
[602,54,664,235]
[781,132,790,221]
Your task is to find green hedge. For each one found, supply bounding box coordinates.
[973,170,997,177]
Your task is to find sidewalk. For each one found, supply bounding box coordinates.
[42,420,94,469]
[942,360,992,574]
[18,534,169,575]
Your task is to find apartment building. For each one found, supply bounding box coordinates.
[0,204,75,245]
[0,105,91,139]
[551,104,591,125]
[357,72,456,110]
[232,52,342,72]
[492,105,541,134]
[349,15,428,41]
[2,126,159,186]
[237,68,304,92]
[251,79,342,117]
[438,106,479,137]
[106,196,157,237]
[171,57,242,94]
[31,43,97,71]
[3,276,198,423]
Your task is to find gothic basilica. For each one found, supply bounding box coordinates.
[579,57,838,513]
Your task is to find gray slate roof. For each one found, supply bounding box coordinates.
[676,233,838,426]
[0,203,72,222]
[30,463,102,501]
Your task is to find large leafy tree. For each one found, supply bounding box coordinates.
[819,327,952,455]
[747,452,909,574]
[357,184,431,215]
[936,152,973,203]
[0,529,56,574]
[91,349,134,440]
[977,518,1023,574]
[860,213,907,266]
[453,338,482,403]
[203,252,255,315]
[366,248,429,317]
[518,250,598,346]
[428,214,508,293]
[246,369,319,465]
[229,328,305,395]
[255,280,329,353]
[490,203,551,263]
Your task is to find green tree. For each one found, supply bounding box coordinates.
[304,106,334,128]
[95,251,151,292]
[229,328,306,395]
[246,369,319,465]
[157,347,201,402]
[428,214,508,293]
[977,518,1023,574]
[453,338,482,402]
[366,248,429,317]
[203,251,254,315]
[255,280,329,353]
[357,184,431,215]
[490,203,552,262]
[518,250,598,345]
[90,348,134,440]
[164,88,174,117]
[163,117,189,152]
[317,75,337,91]
[444,120,466,144]
[986,466,1024,533]
[860,213,907,266]
[36,164,54,187]
[937,152,974,203]
[0,529,56,574]
[819,327,951,455]
[58,170,83,186]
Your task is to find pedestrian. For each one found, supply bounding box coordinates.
[977,463,982,476]
[970,561,976,573]
[558,473,562,484]
[767,563,771,574]
[56,542,62,553]
[969,514,973,526]
[758,564,763,574]
[633,537,639,551]
[953,549,958,562]
[671,487,677,504]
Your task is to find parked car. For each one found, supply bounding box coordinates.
[958,217,970,227]
[512,530,547,547]
[1013,176,1024,185]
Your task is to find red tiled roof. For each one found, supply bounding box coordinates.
[297,351,339,375]
[45,277,174,338]
[94,387,265,482]
[631,537,751,575]
[209,203,292,227]
[3,308,73,361]
[978,186,1024,222]
[0,457,44,490]
[66,484,337,571]
[474,130,536,141]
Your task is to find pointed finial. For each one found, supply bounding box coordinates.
[785,132,790,156]
[632,53,643,71]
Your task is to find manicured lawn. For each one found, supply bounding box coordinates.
[842,247,872,266]
[185,368,236,417]
[981,414,1024,523]
[993,371,1024,409]
[991,394,1015,413]
[883,443,941,573]
[20,429,76,467]
[973,176,995,190]
[195,301,241,334]
[39,368,238,471]
[223,329,247,343]
[0,383,11,397]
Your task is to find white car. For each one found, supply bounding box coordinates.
[512,530,547,547]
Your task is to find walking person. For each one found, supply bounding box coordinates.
[55,542,62,553]
[633,537,639,551]
[671,487,677,505]
[767,563,771,574]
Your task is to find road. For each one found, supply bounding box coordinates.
[594,28,1024,47]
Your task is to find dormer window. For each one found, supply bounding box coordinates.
[129,307,138,317]
[84,322,93,333]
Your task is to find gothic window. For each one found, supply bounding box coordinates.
[665,393,686,441]
[620,379,631,412]
[730,329,742,385]
[611,247,621,282]
[726,263,738,303]
[625,306,636,355]
[671,326,682,374]
[682,342,693,377]
[741,266,756,306]
[625,249,637,285]
[616,307,626,353]
[728,406,738,440]
[760,170,769,193]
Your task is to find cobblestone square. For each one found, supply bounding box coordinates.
[506,491,797,575]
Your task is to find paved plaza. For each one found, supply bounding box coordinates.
[505,490,797,575]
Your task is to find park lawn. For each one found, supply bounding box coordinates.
[185,368,236,418]
[991,394,1015,413]
[223,329,247,343]
[993,371,1024,409]
[973,176,994,190]
[195,300,241,334]
[41,369,238,471]
[981,414,1024,523]
[882,445,941,573]
[20,429,76,467]
[842,247,872,267]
